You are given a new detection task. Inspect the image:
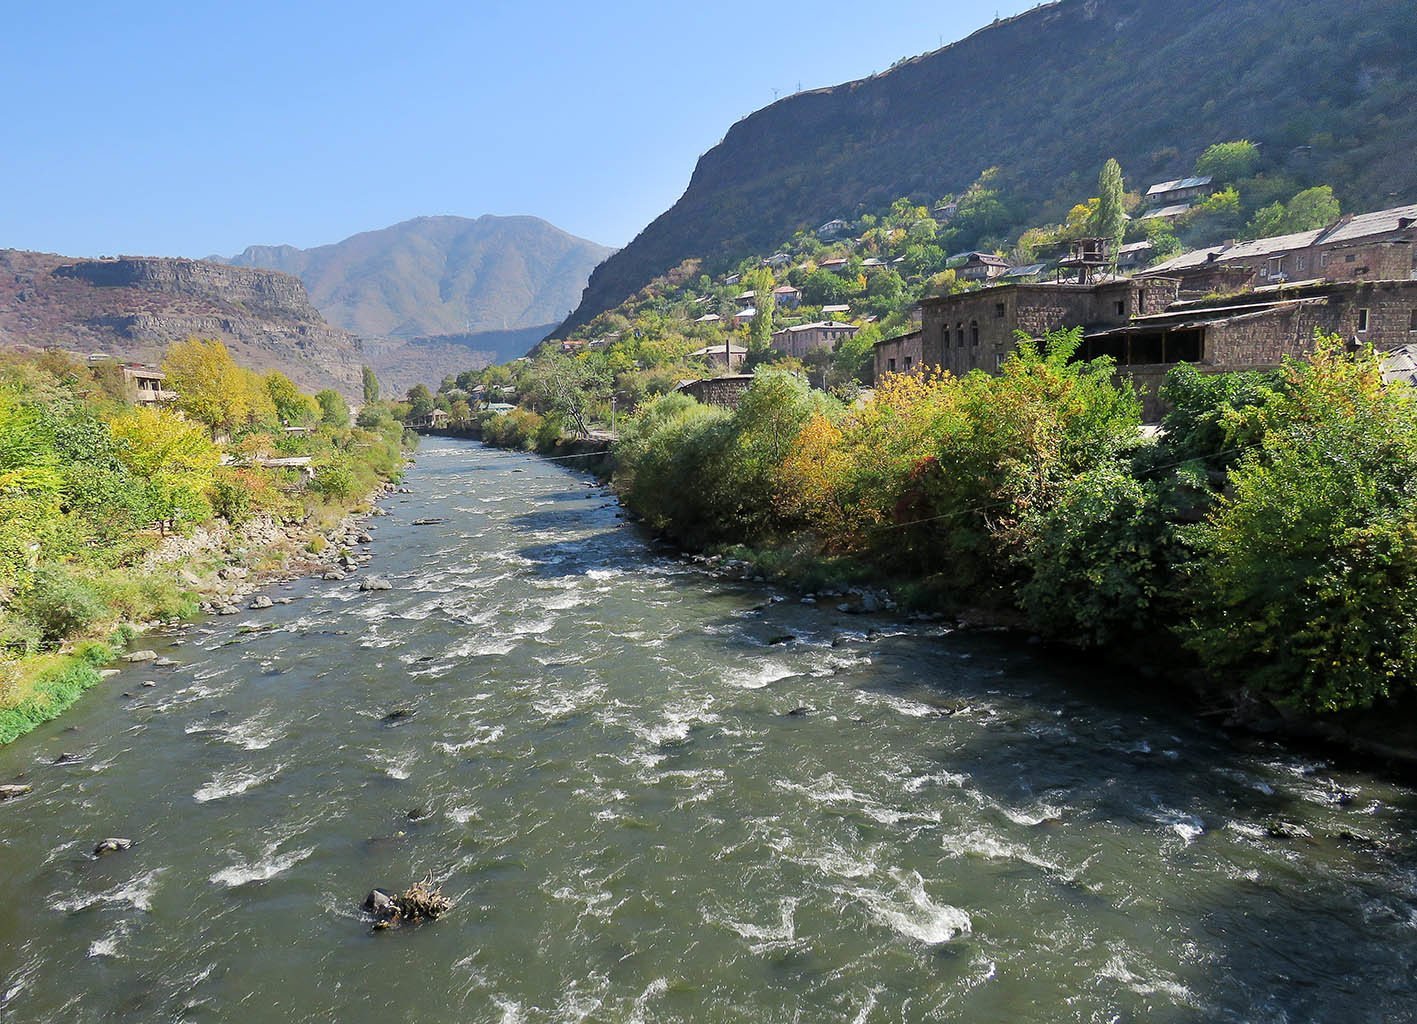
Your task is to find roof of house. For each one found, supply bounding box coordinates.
[773,320,860,334]
[772,284,801,294]
[949,251,1011,267]
[872,329,923,349]
[1118,240,1155,255]
[734,307,757,318]
[1145,203,1196,220]
[695,313,722,322]
[1004,262,1048,278]
[818,257,849,267]
[861,257,886,267]
[1382,343,1417,386]
[1146,175,1212,197]
[821,304,851,313]
[735,289,757,300]
[689,343,748,356]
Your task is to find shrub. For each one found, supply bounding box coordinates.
[14,567,108,645]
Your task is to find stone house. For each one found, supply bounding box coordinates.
[675,374,754,408]
[1144,175,1213,208]
[818,219,850,238]
[914,278,1180,377]
[771,320,860,359]
[952,252,1012,282]
[688,342,748,371]
[733,307,757,327]
[772,285,802,309]
[1144,202,1417,293]
[872,329,923,380]
[121,365,177,405]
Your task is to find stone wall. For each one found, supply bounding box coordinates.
[872,331,923,381]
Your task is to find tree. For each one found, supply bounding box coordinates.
[315,388,350,427]
[743,268,775,351]
[1095,159,1126,271]
[1244,185,1340,239]
[265,371,318,426]
[528,354,611,438]
[108,405,219,533]
[361,365,380,404]
[162,338,252,436]
[1194,140,1260,184]
[405,384,435,421]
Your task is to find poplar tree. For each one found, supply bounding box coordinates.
[1096,158,1126,272]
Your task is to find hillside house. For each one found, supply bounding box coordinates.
[1117,240,1155,271]
[689,342,748,370]
[735,289,757,303]
[412,409,451,430]
[819,257,850,274]
[121,365,177,405]
[952,252,1012,282]
[733,307,757,326]
[818,219,850,238]
[772,285,802,309]
[676,374,753,409]
[695,313,722,323]
[762,253,791,268]
[861,257,887,271]
[872,329,923,379]
[1144,175,1212,208]
[1143,202,1417,293]
[771,320,860,359]
[821,304,852,317]
[559,338,586,353]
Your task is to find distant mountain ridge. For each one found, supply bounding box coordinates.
[557,0,1417,335]
[215,215,614,341]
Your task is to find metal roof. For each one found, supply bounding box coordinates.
[1382,344,1417,386]
[1146,175,1212,197]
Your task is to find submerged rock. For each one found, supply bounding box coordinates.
[383,707,417,723]
[364,877,452,930]
[124,650,159,663]
[0,784,32,801]
[359,577,393,592]
[411,518,448,526]
[93,838,132,856]
[248,596,273,610]
[1267,820,1314,841]
[322,570,347,581]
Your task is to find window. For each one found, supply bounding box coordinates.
[1357,308,1370,332]
[970,320,979,346]
[1346,254,1357,263]
[1409,309,1417,332]
[1114,300,1125,316]
[888,358,897,372]
[1296,255,1306,274]
[903,356,913,370]
[956,322,964,347]
[995,353,1007,370]
[995,302,1006,318]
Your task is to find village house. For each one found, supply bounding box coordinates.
[761,253,791,268]
[821,304,852,318]
[872,329,923,379]
[1143,202,1417,293]
[1143,175,1213,209]
[559,338,586,354]
[772,284,802,309]
[688,341,748,371]
[675,374,754,408]
[818,218,850,238]
[818,257,850,274]
[412,408,451,430]
[694,312,722,324]
[120,365,177,405]
[1116,240,1155,271]
[733,307,757,327]
[952,251,1012,282]
[771,320,860,359]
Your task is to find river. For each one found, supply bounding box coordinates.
[1,439,1414,1023]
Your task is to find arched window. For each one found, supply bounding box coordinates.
[970,320,979,346]
[956,322,965,347]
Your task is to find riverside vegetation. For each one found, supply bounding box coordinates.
[0,340,411,744]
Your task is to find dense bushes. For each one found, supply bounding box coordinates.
[614,334,1417,716]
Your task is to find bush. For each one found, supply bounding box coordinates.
[14,567,108,646]
[311,462,355,500]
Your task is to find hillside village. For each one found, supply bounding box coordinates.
[428,140,1416,433]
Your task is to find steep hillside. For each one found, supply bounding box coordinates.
[364,323,554,395]
[558,0,1417,335]
[0,250,364,395]
[217,215,613,341]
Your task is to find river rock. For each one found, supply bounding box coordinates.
[154,657,177,667]
[217,566,249,581]
[1267,820,1313,841]
[411,517,448,526]
[360,577,393,592]
[216,605,240,616]
[124,650,159,663]
[248,596,273,610]
[859,593,880,614]
[362,888,396,914]
[356,533,373,544]
[93,838,132,856]
[0,784,32,801]
[323,570,347,581]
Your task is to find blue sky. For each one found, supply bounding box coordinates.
[3,1,1038,257]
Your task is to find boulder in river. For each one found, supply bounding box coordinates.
[411,518,448,526]
[383,707,417,723]
[0,784,32,801]
[124,650,159,663]
[93,838,132,856]
[359,577,393,592]
[248,596,273,610]
[1266,820,1314,841]
[216,605,240,616]
[322,570,347,581]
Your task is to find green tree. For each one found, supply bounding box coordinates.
[109,405,220,533]
[405,384,435,420]
[162,338,252,436]
[1095,159,1126,271]
[265,371,319,426]
[361,365,380,404]
[1243,185,1340,239]
[1194,140,1260,184]
[315,389,350,427]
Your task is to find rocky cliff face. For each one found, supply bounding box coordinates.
[557,0,1417,335]
[0,250,364,396]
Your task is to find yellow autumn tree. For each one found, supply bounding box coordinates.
[109,404,220,533]
[163,338,273,436]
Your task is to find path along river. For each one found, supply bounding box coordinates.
[1,439,1415,1023]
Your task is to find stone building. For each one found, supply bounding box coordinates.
[688,342,748,371]
[1144,202,1417,293]
[675,374,753,409]
[872,330,922,379]
[904,277,1180,378]
[120,365,177,405]
[771,320,859,359]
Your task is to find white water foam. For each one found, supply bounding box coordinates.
[51,869,164,914]
[210,844,314,888]
[194,762,284,802]
[856,871,971,945]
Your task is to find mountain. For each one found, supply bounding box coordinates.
[216,215,614,341]
[556,0,1417,335]
[361,324,556,396]
[0,250,364,395]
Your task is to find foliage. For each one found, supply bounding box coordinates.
[163,338,272,435]
[1095,159,1127,269]
[1194,140,1261,184]
[13,567,108,646]
[1243,185,1340,239]
[362,365,380,404]
[316,388,351,427]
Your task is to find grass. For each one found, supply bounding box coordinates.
[0,640,114,745]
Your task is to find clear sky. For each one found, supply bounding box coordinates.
[2,1,1040,258]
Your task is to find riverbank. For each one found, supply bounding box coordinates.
[0,476,406,747]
